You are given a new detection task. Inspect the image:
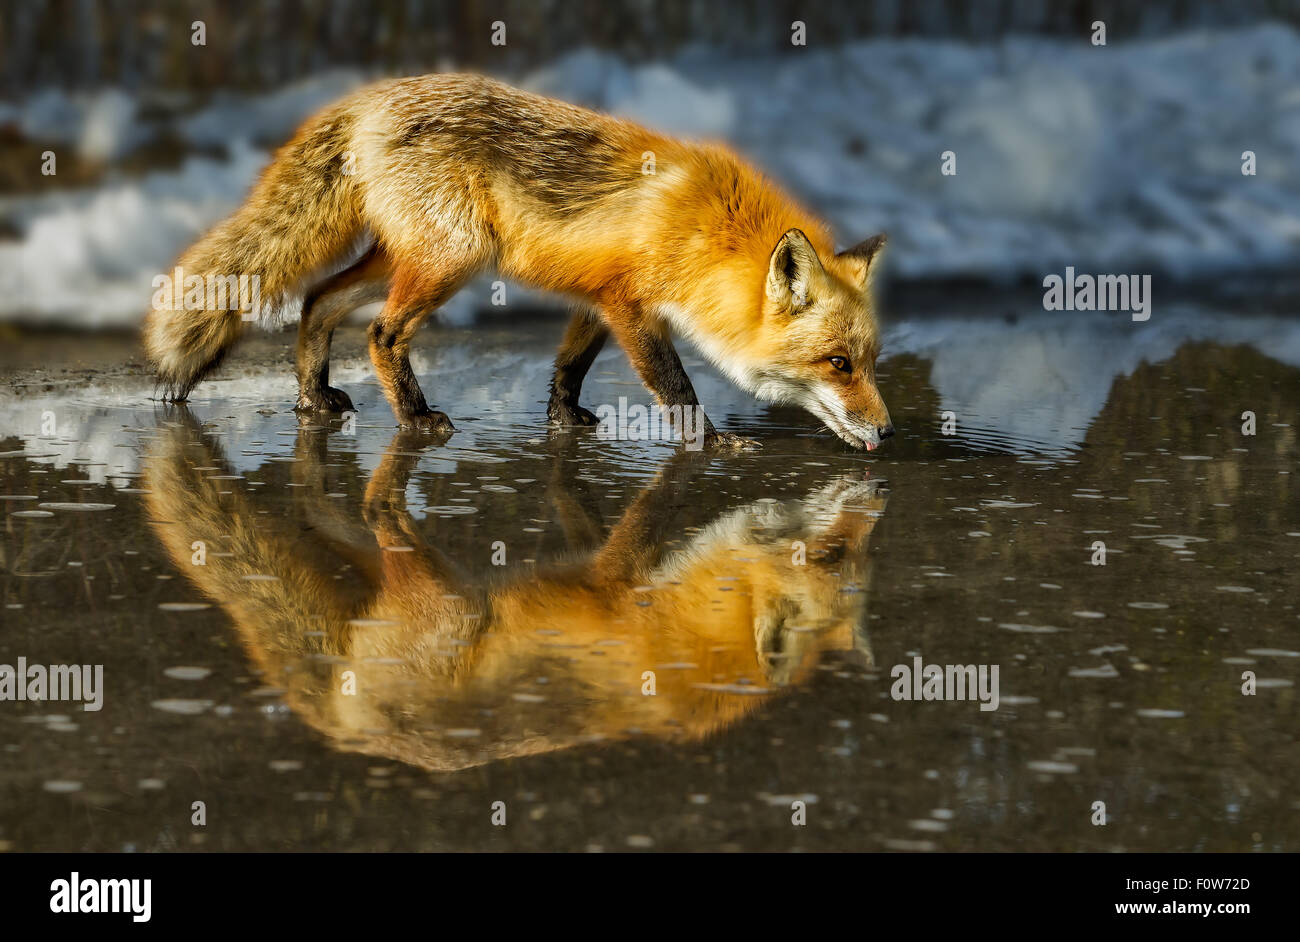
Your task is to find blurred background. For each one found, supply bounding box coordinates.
[1,0,1298,330]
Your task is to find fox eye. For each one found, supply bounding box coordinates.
[829,356,851,373]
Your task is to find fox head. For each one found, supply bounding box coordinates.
[752,229,893,450]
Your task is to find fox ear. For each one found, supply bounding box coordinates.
[836,233,887,291]
[766,228,823,311]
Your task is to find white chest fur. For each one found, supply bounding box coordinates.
[653,302,759,393]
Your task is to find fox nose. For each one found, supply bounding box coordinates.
[879,424,895,440]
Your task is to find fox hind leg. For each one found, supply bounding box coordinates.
[547,307,609,427]
[296,245,392,414]
[367,257,475,433]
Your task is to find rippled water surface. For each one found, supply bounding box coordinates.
[1,309,1297,851]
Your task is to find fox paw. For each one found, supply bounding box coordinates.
[295,386,355,413]
[402,410,456,434]
[547,399,600,427]
[705,431,762,451]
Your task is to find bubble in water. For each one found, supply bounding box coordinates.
[1069,664,1119,679]
[163,667,212,680]
[43,781,83,794]
[151,699,215,715]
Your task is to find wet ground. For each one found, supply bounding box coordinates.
[0,306,1297,852]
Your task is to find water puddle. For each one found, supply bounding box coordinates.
[1,314,1297,850]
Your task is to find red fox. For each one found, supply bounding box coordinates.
[143,74,894,449]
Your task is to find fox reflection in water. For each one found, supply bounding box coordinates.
[143,415,886,772]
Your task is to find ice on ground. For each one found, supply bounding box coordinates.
[3,308,1297,482]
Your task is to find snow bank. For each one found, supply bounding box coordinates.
[1,26,1297,327]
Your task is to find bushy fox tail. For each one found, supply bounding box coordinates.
[143,104,365,400]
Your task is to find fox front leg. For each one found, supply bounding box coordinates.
[605,312,759,451]
[547,307,608,427]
